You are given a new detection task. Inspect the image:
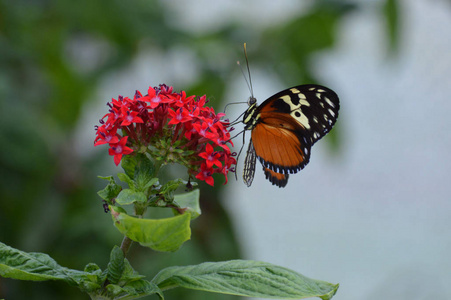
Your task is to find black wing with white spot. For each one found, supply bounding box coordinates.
[260,84,340,145]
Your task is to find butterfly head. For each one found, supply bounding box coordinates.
[248,96,257,106]
[243,95,259,130]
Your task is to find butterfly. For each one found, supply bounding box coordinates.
[242,84,340,187]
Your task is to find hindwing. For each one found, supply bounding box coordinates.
[251,120,309,175]
[263,167,289,187]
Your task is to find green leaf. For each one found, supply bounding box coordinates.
[173,189,201,220]
[83,257,161,299]
[117,172,135,189]
[123,279,163,297]
[121,154,138,179]
[110,206,191,252]
[103,280,163,300]
[83,263,105,288]
[116,189,147,205]
[105,283,124,297]
[159,179,188,202]
[106,246,125,284]
[152,260,339,300]
[84,263,101,274]
[121,153,156,186]
[119,259,145,284]
[162,179,187,193]
[97,176,122,201]
[117,154,159,196]
[0,242,85,285]
[80,281,102,293]
[133,154,156,191]
[141,177,159,193]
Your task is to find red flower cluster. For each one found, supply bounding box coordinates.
[95,84,236,186]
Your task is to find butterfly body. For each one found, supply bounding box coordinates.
[242,84,339,187]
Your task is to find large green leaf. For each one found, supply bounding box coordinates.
[152,260,338,300]
[110,206,191,252]
[0,242,85,285]
[0,242,164,299]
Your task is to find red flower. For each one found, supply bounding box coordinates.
[192,122,217,140]
[143,86,173,109]
[94,126,119,146]
[199,143,222,169]
[219,156,237,184]
[120,106,143,126]
[94,84,236,186]
[195,163,215,186]
[108,136,133,166]
[168,107,192,125]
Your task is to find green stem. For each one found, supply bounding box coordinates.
[120,236,133,257]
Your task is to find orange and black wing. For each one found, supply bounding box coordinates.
[245,84,339,187]
[244,137,290,187]
[263,167,289,188]
[251,115,310,175]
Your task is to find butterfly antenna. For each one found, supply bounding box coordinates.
[224,43,256,115]
[243,43,254,98]
[237,60,252,96]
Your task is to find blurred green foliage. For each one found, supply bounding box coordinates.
[384,0,400,54]
[0,0,397,298]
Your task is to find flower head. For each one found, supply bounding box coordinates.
[95,84,236,186]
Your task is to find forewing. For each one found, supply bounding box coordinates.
[258,84,340,145]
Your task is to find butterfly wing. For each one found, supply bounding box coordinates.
[243,139,257,187]
[263,167,289,187]
[251,115,310,174]
[249,84,339,187]
[243,136,290,187]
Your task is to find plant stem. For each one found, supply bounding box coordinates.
[120,236,133,257]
